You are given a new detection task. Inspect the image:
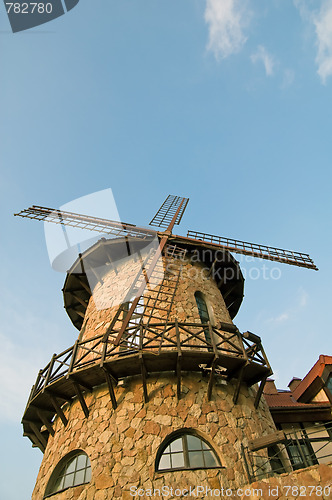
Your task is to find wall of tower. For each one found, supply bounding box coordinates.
[32,373,277,500]
[79,253,232,344]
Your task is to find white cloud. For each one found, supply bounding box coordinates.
[204,0,249,60]
[314,0,332,83]
[251,45,276,76]
[266,288,308,325]
[294,0,332,84]
[270,312,290,324]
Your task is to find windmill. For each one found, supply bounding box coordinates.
[15,194,317,474]
[15,197,325,500]
[15,194,317,348]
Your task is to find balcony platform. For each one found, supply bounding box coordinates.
[22,321,271,452]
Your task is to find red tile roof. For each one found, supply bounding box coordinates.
[293,355,332,401]
[264,391,330,410]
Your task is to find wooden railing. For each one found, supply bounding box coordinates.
[28,321,270,403]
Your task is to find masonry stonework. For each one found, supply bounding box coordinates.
[29,244,277,499]
[32,374,276,500]
[80,254,232,343]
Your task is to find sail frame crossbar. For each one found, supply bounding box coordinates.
[187,230,318,270]
[149,195,189,229]
[15,205,156,240]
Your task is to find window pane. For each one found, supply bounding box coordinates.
[203,450,218,467]
[66,457,77,474]
[288,445,302,465]
[171,452,185,469]
[326,375,332,393]
[85,465,92,482]
[76,454,87,470]
[158,454,171,470]
[188,451,205,468]
[170,438,183,453]
[195,294,209,323]
[54,476,64,492]
[74,469,85,485]
[63,472,75,489]
[187,435,202,451]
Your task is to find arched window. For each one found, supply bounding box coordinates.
[194,292,212,349]
[156,431,221,471]
[44,451,91,497]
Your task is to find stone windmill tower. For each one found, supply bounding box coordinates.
[16,195,317,499]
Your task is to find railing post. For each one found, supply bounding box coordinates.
[139,324,144,350]
[68,341,79,374]
[241,444,253,483]
[238,330,248,361]
[42,354,56,391]
[209,323,218,357]
[31,369,43,399]
[292,429,309,468]
[100,337,108,367]
[175,319,182,400]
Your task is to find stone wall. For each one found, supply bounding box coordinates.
[239,463,332,499]
[80,253,232,344]
[32,373,276,500]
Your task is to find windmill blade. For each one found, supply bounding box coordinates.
[149,195,189,230]
[15,205,156,241]
[187,230,318,270]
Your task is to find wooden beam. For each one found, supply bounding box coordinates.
[218,321,239,334]
[240,444,252,483]
[46,389,72,402]
[223,283,238,300]
[248,431,286,452]
[207,356,218,401]
[140,354,149,403]
[254,376,268,409]
[49,394,68,426]
[175,319,182,400]
[73,274,91,294]
[233,365,245,404]
[23,432,45,453]
[102,367,117,409]
[176,354,182,400]
[72,381,89,418]
[66,306,85,319]
[208,258,218,278]
[30,402,55,413]
[66,374,93,392]
[226,299,236,311]
[29,421,47,449]
[226,360,246,381]
[71,292,88,309]
[36,409,55,437]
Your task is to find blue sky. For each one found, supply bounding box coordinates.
[1,0,332,498]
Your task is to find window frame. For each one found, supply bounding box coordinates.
[194,291,214,350]
[44,450,91,498]
[155,429,223,473]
